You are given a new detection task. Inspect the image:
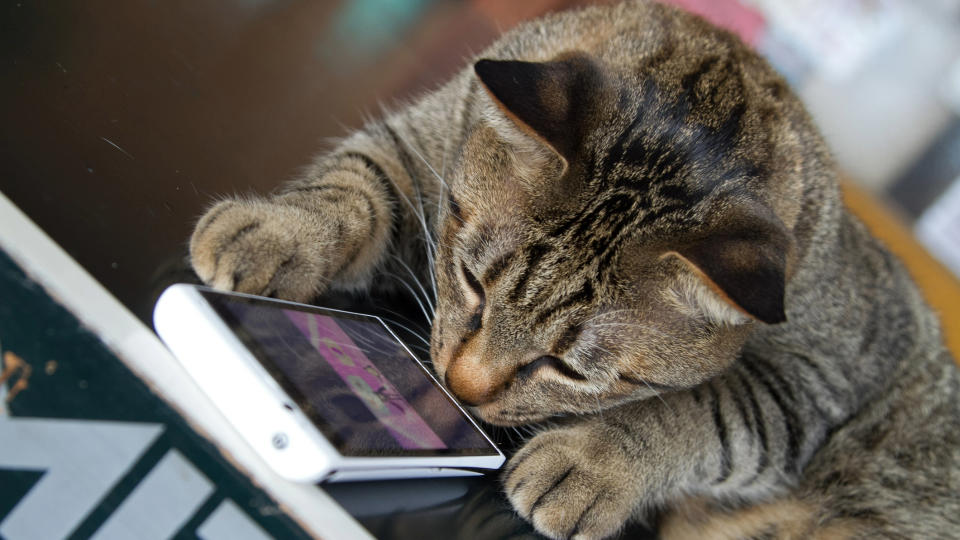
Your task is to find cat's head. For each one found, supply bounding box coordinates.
[431,48,800,426]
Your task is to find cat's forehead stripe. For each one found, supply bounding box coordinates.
[507,242,550,303]
[593,71,753,205]
[533,280,595,327]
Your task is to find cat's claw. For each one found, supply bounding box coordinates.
[504,426,640,540]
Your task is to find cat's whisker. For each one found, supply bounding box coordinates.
[400,139,450,301]
[387,131,442,261]
[408,344,431,359]
[382,171,436,265]
[374,306,432,335]
[402,133,466,229]
[374,135,441,302]
[376,304,431,328]
[382,270,434,325]
[402,133,453,194]
[390,254,436,317]
[375,315,432,349]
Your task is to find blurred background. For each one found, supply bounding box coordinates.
[2,0,960,325]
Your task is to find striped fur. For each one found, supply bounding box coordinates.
[189,2,960,538]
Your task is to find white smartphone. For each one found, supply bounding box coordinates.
[153,284,505,483]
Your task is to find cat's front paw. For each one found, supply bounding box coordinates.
[190,198,338,301]
[504,426,640,540]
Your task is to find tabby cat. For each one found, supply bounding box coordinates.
[188,1,960,538]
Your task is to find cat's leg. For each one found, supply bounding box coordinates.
[501,418,650,540]
[191,133,402,301]
[658,496,866,540]
[503,357,854,540]
[505,349,959,540]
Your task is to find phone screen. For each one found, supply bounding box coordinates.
[200,291,497,457]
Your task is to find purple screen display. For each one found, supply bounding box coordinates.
[203,292,494,457]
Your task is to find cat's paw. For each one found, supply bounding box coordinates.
[189,198,340,301]
[503,426,640,540]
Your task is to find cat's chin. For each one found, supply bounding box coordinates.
[470,403,570,427]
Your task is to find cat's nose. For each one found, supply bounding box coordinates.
[444,353,511,406]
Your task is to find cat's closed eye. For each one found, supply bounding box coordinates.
[518,354,587,381]
[460,261,485,305]
[459,262,485,333]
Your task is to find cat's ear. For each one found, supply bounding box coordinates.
[474,53,603,161]
[666,201,794,325]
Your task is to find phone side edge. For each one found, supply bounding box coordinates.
[154,284,338,483]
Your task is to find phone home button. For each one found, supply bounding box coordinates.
[271,432,289,450]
